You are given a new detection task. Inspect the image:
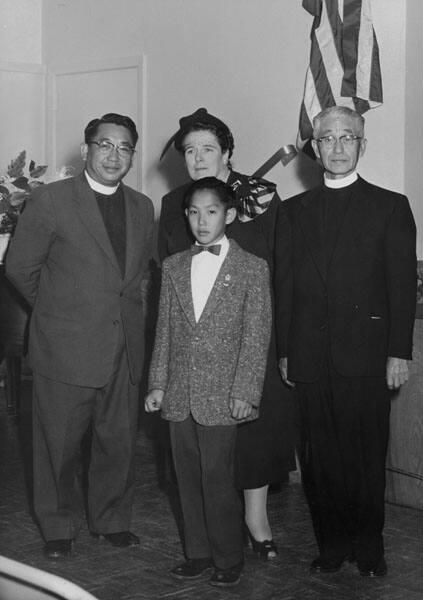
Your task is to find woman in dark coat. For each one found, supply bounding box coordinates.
[158,108,295,558]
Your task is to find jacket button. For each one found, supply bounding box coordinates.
[319,323,327,331]
[113,319,120,325]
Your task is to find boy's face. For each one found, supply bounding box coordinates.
[185,189,236,246]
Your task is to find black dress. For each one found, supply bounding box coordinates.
[159,170,296,488]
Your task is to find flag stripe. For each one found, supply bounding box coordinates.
[298,0,383,150]
[341,0,362,98]
[369,30,383,103]
[326,0,344,63]
[356,4,383,103]
[302,0,322,18]
[314,2,344,105]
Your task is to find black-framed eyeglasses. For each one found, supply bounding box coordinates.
[315,134,362,148]
[89,140,135,157]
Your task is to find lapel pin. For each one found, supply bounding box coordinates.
[223,273,231,287]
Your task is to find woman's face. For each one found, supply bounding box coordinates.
[182,129,230,181]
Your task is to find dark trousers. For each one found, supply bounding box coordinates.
[32,334,139,541]
[169,416,243,569]
[297,370,390,565]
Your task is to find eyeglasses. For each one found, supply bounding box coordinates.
[89,140,135,157]
[315,134,362,148]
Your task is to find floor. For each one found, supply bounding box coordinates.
[1,378,423,600]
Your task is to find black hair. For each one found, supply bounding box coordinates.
[84,113,139,146]
[183,177,237,211]
[175,122,235,161]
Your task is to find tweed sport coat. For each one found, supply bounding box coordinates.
[6,173,154,387]
[274,176,417,382]
[148,239,272,426]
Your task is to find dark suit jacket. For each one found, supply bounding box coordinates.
[6,173,154,387]
[148,240,272,426]
[274,176,417,382]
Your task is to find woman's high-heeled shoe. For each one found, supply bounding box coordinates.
[249,534,278,560]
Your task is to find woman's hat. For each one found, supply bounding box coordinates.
[160,108,231,160]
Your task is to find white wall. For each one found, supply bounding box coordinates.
[0,65,45,168]
[0,0,44,171]
[1,0,421,255]
[0,0,42,63]
[360,0,406,193]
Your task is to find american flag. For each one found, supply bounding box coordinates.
[298,0,383,154]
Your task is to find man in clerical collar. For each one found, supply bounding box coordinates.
[275,105,417,578]
[6,113,154,559]
[312,104,367,187]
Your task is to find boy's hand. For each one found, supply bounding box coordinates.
[145,389,165,413]
[230,398,253,420]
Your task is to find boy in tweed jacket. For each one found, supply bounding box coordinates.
[145,177,271,587]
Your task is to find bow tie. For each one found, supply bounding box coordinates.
[191,244,221,256]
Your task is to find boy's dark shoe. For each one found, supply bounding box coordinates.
[358,556,387,577]
[209,561,243,587]
[171,558,213,579]
[92,531,140,547]
[43,539,73,559]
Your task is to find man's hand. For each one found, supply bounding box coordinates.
[230,398,253,420]
[145,389,165,412]
[386,357,409,390]
[278,357,295,387]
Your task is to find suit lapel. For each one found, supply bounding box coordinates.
[298,187,328,284]
[198,241,241,324]
[73,174,121,275]
[169,251,196,327]
[300,178,372,280]
[169,241,245,327]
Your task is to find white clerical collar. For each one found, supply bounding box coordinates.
[84,170,119,195]
[194,234,229,252]
[324,171,358,189]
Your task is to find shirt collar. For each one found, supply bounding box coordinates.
[84,170,119,195]
[324,171,358,189]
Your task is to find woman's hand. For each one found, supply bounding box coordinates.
[278,357,295,388]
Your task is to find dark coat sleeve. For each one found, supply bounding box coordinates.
[384,194,417,359]
[6,185,57,307]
